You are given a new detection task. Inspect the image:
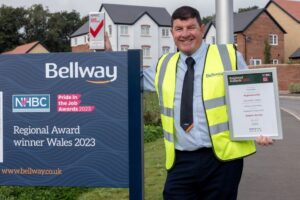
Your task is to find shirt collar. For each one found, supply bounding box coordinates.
[179,42,208,65]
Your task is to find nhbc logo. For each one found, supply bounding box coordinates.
[45,62,118,84]
[12,94,50,113]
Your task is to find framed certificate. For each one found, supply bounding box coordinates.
[224,68,283,140]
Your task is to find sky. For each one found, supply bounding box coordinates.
[1,0,270,17]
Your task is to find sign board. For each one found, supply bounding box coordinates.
[0,51,142,192]
[224,68,283,140]
[89,12,105,50]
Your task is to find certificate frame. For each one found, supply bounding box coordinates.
[224,68,283,141]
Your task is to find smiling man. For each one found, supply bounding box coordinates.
[154,6,273,200]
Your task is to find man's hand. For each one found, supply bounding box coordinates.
[104,32,112,51]
[256,135,274,146]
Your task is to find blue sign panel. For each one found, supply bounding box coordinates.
[0,52,131,187]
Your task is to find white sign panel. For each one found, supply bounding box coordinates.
[89,12,105,50]
[224,68,283,140]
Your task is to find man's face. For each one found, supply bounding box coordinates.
[171,17,205,56]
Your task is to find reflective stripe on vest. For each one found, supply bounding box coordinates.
[155,52,179,170]
[156,45,256,170]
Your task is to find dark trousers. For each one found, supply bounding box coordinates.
[163,148,243,200]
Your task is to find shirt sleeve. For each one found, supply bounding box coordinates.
[143,65,156,92]
[236,51,248,70]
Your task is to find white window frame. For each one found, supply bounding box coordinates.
[120,25,128,35]
[141,25,150,36]
[108,25,112,36]
[121,45,129,51]
[162,46,170,54]
[74,37,77,46]
[272,59,279,64]
[211,36,216,44]
[249,58,262,66]
[269,34,278,46]
[142,45,151,57]
[234,34,237,45]
[162,28,170,37]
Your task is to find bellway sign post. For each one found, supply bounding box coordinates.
[0,50,144,200]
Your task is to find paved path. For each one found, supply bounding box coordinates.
[238,110,300,199]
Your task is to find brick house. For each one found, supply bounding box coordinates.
[265,0,300,63]
[70,3,175,67]
[204,9,286,65]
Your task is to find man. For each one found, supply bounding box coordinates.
[105,6,273,199]
[154,6,273,200]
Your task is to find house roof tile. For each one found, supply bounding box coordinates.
[272,0,300,22]
[290,48,300,58]
[71,4,171,37]
[2,41,39,54]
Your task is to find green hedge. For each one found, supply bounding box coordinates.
[288,83,300,93]
[143,92,163,143]
[0,186,90,200]
[143,92,161,125]
[144,125,163,143]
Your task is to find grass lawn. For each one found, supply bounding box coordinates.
[78,138,166,200]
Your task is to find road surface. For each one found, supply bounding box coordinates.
[238,97,300,200]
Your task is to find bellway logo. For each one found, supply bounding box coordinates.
[45,62,118,84]
[12,94,50,113]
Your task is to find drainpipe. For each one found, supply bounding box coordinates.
[242,33,248,63]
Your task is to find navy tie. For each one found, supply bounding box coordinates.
[180,57,195,132]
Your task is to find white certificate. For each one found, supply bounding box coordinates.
[224,68,283,140]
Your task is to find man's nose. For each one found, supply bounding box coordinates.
[181,29,190,37]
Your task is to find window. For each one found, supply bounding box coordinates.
[162,46,170,54]
[84,35,89,44]
[272,59,279,64]
[121,45,129,51]
[234,34,237,45]
[120,25,128,35]
[162,28,170,37]
[249,58,262,66]
[74,38,77,46]
[108,25,112,36]
[269,34,278,45]
[142,45,151,57]
[211,36,216,44]
[141,25,150,36]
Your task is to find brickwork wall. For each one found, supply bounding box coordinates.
[236,12,284,65]
[71,44,92,52]
[249,64,300,90]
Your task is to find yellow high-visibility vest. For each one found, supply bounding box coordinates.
[155,44,256,170]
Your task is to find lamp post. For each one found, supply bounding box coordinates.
[216,0,234,44]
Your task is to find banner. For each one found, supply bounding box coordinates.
[0,52,132,187]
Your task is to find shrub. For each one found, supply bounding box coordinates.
[144,125,162,143]
[288,83,300,93]
[143,92,161,125]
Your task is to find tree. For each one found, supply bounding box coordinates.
[23,4,49,43]
[238,6,259,13]
[202,15,215,25]
[0,4,85,53]
[0,5,27,52]
[264,39,271,64]
[45,10,83,52]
